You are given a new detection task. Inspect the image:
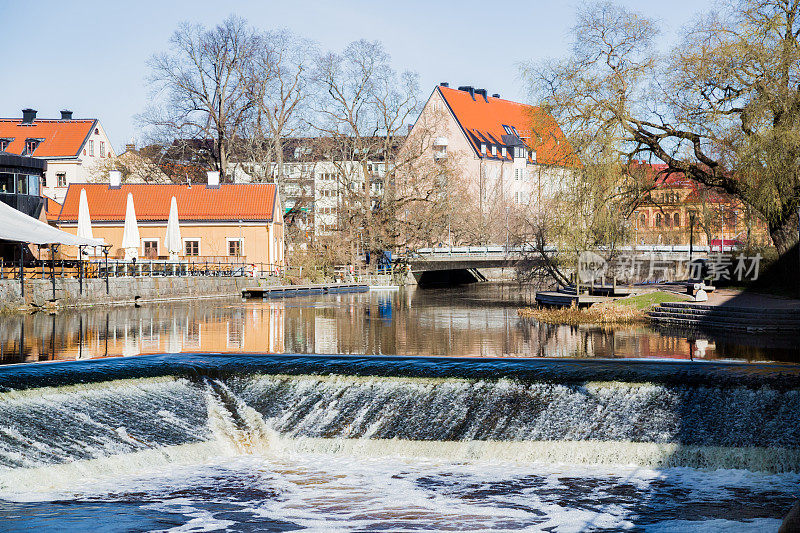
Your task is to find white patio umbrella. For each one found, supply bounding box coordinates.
[164,196,182,261]
[76,188,96,255]
[121,192,140,261]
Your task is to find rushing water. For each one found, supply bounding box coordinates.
[0,284,798,531]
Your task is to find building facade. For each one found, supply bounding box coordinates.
[56,181,284,265]
[408,84,581,213]
[0,109,116,202]
[631,164,769,248]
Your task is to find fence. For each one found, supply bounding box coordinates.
[0,258,287,281]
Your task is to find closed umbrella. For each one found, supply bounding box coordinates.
[164,196,182,261]
[77,188,95,255]
[121,193,140,261]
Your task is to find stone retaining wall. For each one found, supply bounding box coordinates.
[0,276,270,312]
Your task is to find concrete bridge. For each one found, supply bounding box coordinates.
[401,245,715,286]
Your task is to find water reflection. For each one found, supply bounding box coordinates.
[0,284,796,364]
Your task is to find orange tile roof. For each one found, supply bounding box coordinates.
[45,196,63,222]
[58,183,277,223]
[0,119,96,158]
[438,86,581,168]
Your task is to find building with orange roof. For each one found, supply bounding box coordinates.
[0,109,116,202]
[55,175,284,265]
[630,163,769,248]
[408,83,580,217]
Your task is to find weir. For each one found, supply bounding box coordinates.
[0,353,799,487]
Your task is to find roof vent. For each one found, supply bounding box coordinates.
[457,86,475,100]
[21,109,37,124]
[440,82,449,87]
[206,170,220,189]
[109,170,122,189]
[492,93,500,99]
[475,88,488,102]
[60,110,73,120]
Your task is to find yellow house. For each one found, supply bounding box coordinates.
[56,181,284,265]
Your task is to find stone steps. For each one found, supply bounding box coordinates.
[648,301,800,332]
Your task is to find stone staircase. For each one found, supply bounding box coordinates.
[648,301,800,332]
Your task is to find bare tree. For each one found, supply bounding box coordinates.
[239,29,315,184]
[524,0,800,266]
[141,16,257,182]
[311,40,422,257]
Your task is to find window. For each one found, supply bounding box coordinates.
[0,139,11,151]
[100,141,105,157]
[502,125,518,136]
[656,213,662,227]
[480,143,487,156]
[23,139,39,155]
[0,173,14,193]
[88,140,94,156]
[501,146,507,158]
[26,175,39,196]
[184,239,200,256]
[639,213,647,228]
[491,145,497,156]
[143,240,158,258]
[56,172,67,187]
[227,238,242,257]
[673,213,680,227]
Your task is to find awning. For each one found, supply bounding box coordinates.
[0,198,104,246]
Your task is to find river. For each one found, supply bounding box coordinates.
[0,283,797,531]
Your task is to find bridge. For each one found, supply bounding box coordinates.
[401,245,716,286]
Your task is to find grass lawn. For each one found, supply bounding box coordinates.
[612,290,690,310]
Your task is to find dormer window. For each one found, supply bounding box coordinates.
[480,143,487,156]
[503,125,519,136]
[0,139,12,151]
[23,139,41,155]
[501,146,507,158]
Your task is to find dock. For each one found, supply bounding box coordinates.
[535,284,635,307]
[242,283,369,299]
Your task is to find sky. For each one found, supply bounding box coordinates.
[1,0,716,152]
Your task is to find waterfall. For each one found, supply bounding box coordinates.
[0,355,798,496]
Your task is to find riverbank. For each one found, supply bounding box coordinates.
[0,277,276,314]
[519,291,688,325]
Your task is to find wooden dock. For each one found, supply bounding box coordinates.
[534,284,635,307]
[242,283,369,299]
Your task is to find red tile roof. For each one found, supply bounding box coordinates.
[58,183,278,223]
[438,86,581,168]
[0,119,96,158]
[45,196,63,222]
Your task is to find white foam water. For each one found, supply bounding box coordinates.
[0,372,798,530]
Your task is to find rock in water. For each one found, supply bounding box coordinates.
[779,501,800,533]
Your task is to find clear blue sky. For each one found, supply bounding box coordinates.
[1,0,713,151]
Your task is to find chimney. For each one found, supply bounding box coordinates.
[206,170,220,189]
[492,93,500,99]
[440,82,449,87]
[475,88,488,102]
[21,109,37,124]
[109,170,122,189]
[60,110,73,120]
[457,86,476,100]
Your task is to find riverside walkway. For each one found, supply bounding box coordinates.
[649,288,800,332]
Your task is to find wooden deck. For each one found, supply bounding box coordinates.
[534,284,636,307]
[242,283,369,299]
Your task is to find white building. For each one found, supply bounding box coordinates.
[0,109,116,202]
